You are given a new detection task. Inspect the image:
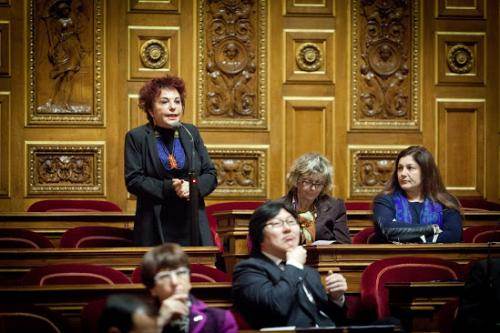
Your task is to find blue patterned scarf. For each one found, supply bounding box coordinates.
[156,136,186,170]
[392,191,443,227]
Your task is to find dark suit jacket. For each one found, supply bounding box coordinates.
[124,123,217,246]
[279,193,351,244]
[454,258,500,332]
[232,254,347,329]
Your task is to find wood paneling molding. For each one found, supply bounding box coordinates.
[0,92,10,197]
[0,20,10,76]
[436,0,485,18]
[283,0,334,17]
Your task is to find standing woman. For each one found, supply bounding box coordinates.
[279,153,351,244]
[125,75,217,246]
[373,146,462,243]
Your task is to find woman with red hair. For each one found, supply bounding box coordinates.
[125,75,217,246]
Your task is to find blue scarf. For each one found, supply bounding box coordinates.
[392,191,443,227]
[156,136,186,170]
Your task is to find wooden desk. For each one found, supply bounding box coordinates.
[307,243,499,293]
[0,246,219,283]
[386,281,464,333]
[0,212,134,246]
[215,209,500,273]
[0,282,231,333]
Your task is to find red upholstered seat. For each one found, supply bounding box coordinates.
[0,304,68,333]
[81,298,107,333]
[352,227,377,244]
[205,201,264,251]
[20,263,131,285]
[360,256,463,319]
[462,225,500,243]
[345,201,372,211]
[131,263,230,283]
[60,226,134,248]
[0,228,54,249]
[27,199,122,212]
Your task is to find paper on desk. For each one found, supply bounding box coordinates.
[311,240,337,245]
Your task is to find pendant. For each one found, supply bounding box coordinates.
[168,154,178,169]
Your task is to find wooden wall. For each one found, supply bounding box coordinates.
[0,0,498,212]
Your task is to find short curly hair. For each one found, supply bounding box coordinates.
[138,75,186,124]
[140,243,189,289]
[286,152,333,195]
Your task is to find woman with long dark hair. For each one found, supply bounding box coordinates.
[373,146,462,243]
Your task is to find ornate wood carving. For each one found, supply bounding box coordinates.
[27,142,105,195]
[351,0,420,129]
[140,39,168,69]
[296,43,323,72]
[198,0,267,129]
[28,0,103,125]
[208,145,267,198]
[447,44,473,74]
[349,146,406,197]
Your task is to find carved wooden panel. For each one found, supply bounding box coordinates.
[284,30,334,83]
[436,0,485,18]
[128,26,178,80]
[207,145,268,198]
[284,0,334,16]
[351,0,420,130]
[26,142,105,196]
[0,20,10,76]
[348,145,407,198]
[28,0,103,126]
[437,99,484,197]
[197,0,267,129]
[0,92,10,197]
[285,98,333,169]
[436,32,485,85]
[129,0,179,12]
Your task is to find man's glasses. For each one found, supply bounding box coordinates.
[154,267,190,283]
[299,179,325,189]
[266,218,299,229]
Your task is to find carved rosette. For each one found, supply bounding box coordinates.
[27,142,105,195]
[198,0,267,128]
[351,0,420,129]
[207,145,268,198]
[296,43,323,72]
[350,147,405,196]
[140,39,169,69]
[447,44,474,74]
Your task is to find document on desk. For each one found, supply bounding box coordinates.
[260,327,295,331]
[311,240,337,245]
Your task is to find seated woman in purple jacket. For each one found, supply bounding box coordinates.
[373,146,462,243]
[279,153,351,244]
[140,243,237,333]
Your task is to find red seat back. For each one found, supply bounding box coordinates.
[0,304,68,333]
[20,263,131,285]
[27,199,122,212]
[131,263,230,283]
[0,228,54,249]
[462,225,500,243]
[360,256,463,319]
[205,201,264,251]
[60,226,134,248]
[352,227,377,244]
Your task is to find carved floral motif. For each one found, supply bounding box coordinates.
[355,0,413,120]
[296,43,323,72]
[204,0,257,118]
[140,39,168,69]
[37,155,92,184]
[447,44,474,74]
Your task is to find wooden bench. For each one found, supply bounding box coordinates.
[0,246,219,283]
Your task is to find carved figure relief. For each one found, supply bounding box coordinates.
[353,0,418,125]
[359,159,393,187]
[37,0,89,114]
[38,155,92,184]
[215,159,256,187]
[447,44,474,74]
[296,43,323,72]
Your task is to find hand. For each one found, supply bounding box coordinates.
[325,270,347,302]
[286,246,307,266]
[157,293,189,327]
[172,178,190,200]
[432,224,442,234]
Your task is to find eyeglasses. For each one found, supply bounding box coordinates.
[299,179,325,189]
[266,218,299,229]
[154,267,190,283]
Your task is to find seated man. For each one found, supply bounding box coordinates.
[140,243,237,333]
[232,200,348,329]
[99,294,157,333]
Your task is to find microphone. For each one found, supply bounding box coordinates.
[178,122,200,246]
